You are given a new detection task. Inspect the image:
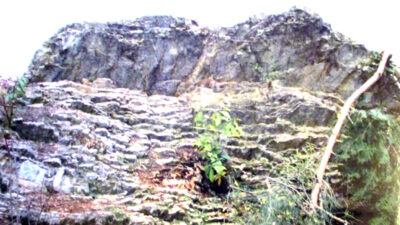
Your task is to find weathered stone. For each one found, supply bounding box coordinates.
[123,154,137,164]
[1,8,399,225]
[94,128,109,137]
[70,100,99,114]
[44,158,62,167]
[11,142,37,159]
[52,167,64,192]
[13,122,58,143]
[91,78,117,89]
[18,210,60,225]
[18,160,46,185]
[153,147,175,158]
[155,158,177,167]
[124,143,149,158]
[163,205,185,221]
[29,17,207,96]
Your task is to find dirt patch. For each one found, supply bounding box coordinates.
[137,147,203,193]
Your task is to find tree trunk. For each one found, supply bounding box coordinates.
[310,51,392,209]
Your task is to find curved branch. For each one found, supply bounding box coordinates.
[310,51,392,209]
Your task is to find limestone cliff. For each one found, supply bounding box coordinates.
[28,8,400,107]
[1,8,400,225]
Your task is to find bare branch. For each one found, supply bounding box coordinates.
[310,51,392,209]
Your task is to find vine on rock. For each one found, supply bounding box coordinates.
[335,109,400,224]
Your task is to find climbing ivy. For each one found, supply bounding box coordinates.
[335,108,400,225]
[194,109,243,184]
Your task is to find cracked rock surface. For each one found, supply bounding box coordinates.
[0,77,340,224]
[2,7,400,225]
[29,8,400,106]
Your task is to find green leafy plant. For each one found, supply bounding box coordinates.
[194,109,243,184]
[0,76,28,155]
[0,77,28,128]
[254,63,281,83]
[362,51,398,78]
[335,108,400,224]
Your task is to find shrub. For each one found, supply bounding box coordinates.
[0,76,28,155]
[194,109,243,184]
[335,108,400,224]
[0,76,28,128]
[230,143,341,225]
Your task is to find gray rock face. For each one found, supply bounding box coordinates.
[28,8,400,108]
[29,16,207,96]
[3,7,400,225]
[0,76,339,224]
[13,122,58,143]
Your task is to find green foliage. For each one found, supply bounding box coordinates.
[254,64,281,83]
[194,109,243,184]
[245,187,336,225]
[365,51,398,77]
[335,108,400,224]
[230,143,341,225]
[0,76,28,156]
[0,76,28,128]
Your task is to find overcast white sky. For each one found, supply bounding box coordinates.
[0,0,399,78]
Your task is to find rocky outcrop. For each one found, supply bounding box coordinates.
[29,8,400,113]
[29,9,400,102]
[0,77,341,224]
[2,7,400,225]
[29,16,207,96]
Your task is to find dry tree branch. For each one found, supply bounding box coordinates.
[310,51,392,209]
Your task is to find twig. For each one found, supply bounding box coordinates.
[3,135,10,156]
[230,186,258,197]
[0,95,12,128]
[314,205,349,224]
[310,51,392,209]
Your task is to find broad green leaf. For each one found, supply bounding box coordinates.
[204,165,210,173]
[203,143,212,152]
[235,122,244,136]
[222,125,228,136]
[194,111,204,124]
[209,168,215,182]
[213,160,223,166]
[208,124,216,131]
[212,112,222,127]
[212,149,221,155]
[213,164,226,175]
[222,154,231,160]
[208,152,217,161]
[220,111,231,121]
